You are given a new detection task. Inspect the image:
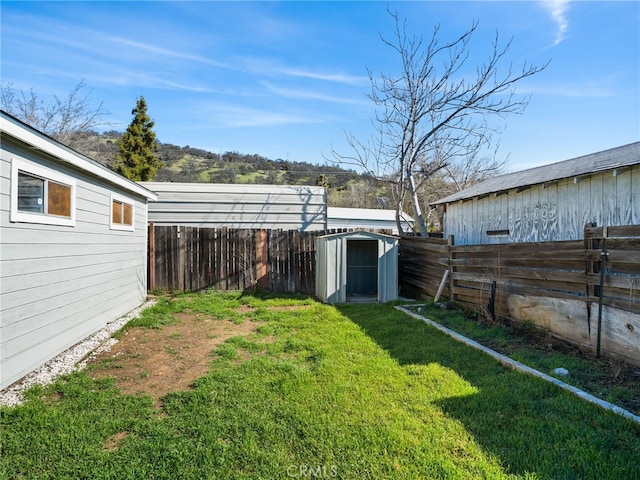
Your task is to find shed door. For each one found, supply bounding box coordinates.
[346,240,378,296]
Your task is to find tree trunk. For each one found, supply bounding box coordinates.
[407,171,428,237]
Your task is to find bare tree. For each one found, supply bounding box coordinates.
[1,80,110,153]
[331,10,547,236]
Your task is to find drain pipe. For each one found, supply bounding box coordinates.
[596,227,608,358]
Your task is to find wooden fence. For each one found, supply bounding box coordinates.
[399,224,640,365]
[149,225,325,294]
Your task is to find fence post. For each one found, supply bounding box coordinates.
[447,235,455,302]
[177,226,185,292]
[148,222,155,291]
[257,230,268,290]
[584,222,596,341]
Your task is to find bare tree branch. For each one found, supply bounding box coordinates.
[330,9,548,236]
[1,80,111,153]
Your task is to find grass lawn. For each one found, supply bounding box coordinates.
[1,291,639,479]
[406,302,640,416]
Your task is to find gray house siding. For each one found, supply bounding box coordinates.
[141,182,327,231]
[436,144,639,245]
[1,113,156,389]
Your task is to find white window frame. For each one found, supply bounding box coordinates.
[110,193,135,232]
[10,157,77,227]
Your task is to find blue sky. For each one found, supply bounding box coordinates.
[2,1,638,173]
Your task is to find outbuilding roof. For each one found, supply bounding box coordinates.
[432,142,640,205]
[1,110,157,201]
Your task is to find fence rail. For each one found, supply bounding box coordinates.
[149,226,390,295]
[398,223,640,365]
[149,225,328,294]
[149,223,639,364]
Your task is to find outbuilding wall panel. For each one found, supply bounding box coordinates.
[141,182,327,231]
[444,166,639,245]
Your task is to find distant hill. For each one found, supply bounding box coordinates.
[74,130,392,209]
[79,131,361,189]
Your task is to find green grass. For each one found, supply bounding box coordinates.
[408,301,640,416]
[1,291,639,479]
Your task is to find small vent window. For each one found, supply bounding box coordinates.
[487,229,509,236]
[111,194,135,231]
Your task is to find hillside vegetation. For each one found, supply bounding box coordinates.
[79,131,392,209]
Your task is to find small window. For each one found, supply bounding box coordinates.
[11,158,76,227]
[110,194,135,231]
[487,229,510,236]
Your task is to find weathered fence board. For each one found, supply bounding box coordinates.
[149,226,359,295]
[398,223,640,365]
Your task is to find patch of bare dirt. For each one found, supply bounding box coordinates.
[103,431,129,451]
[88,313,260,406]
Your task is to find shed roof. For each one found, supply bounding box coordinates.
[432,142,640,205]
[1,110,157,201]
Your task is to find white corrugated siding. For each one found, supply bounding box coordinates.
[326,207,415,234]
[1,134,150,389]
[442,166,640,245]
[141,182,327,231]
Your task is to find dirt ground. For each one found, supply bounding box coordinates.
[88,312,259,407]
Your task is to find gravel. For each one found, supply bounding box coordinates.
[0,300,156,407]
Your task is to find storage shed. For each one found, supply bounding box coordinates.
[432,142,640,245]
[140,181,327,231]
[0,111,157,390]
[315,231,398,304]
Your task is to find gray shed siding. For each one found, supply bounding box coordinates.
[443,165,640,245]
[141,182,327,231]
[1,120,153,389]
[315,231,398,304]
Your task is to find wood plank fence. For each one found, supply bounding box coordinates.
[149,225,326,294]
[148,226,391,295]
[399,223,640,365]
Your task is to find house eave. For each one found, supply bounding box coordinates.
[1,111,158,201]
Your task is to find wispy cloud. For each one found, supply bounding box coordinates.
[207,105,319,128]
[203,104,342,128]
[279,68,368,86]
[541,0,570,46]
[106,36,231,69]
[238,57,368,86]
[261,82,367,105]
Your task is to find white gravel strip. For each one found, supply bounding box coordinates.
[396,305,640,426]
[0,300,156,407]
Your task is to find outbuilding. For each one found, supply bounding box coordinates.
[327,207,415,235]
[432,142,639,245]
[315,231,398,304]
[0,111,157,390]
[140,181,326,231]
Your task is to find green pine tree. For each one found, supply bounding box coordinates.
[114,96,162,181]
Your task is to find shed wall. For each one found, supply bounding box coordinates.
[443,166,640,245]
[0,139,149,389]
[315,232,398,304]
[141,182,327,231]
